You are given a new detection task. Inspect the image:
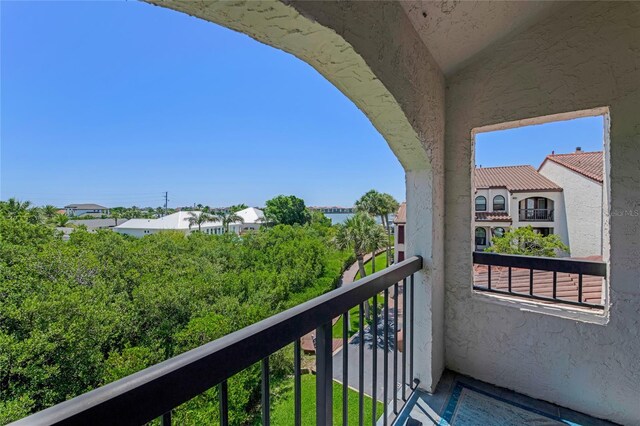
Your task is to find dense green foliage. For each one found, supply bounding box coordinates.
[0,205,351,424]
[264,195,310,226]
[485,226,570,257]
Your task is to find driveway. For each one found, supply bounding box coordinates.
[332,313,404,402]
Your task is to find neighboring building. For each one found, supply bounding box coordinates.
[473,165,567,252]
[394,202,406,263]
[308,206,355,214]
[64,203,110,218]
[68,218,129,230]
[539,149,604,257]
[234,207,266,232]
[114,207,264,237]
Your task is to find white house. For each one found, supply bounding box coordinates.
[64,203,110,217]
[114,207,265,237]
[539,149,604,257]
[473,165,568,252]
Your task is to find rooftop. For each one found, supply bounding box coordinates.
[394,202,407,224]
[114,208,264,230]
[474,165,562,193]
[540,150,604,183]
[64,203,109,210]
[475,211,512,222]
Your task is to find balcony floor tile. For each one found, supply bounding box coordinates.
[393,370,617,426]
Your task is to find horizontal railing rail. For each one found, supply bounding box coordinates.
[12,256,423,426]
[473,252,605,308]
[518,208,554,221]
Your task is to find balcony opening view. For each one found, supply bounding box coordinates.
[3,1,639,426]
[1,2,412,425]
[472,111,609,310]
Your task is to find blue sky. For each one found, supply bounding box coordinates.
[475,116,604,168]
[1,2,604,208]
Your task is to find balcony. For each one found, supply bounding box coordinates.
[473,252,606,308]
[518,208,554,222]
[11,258,422,426]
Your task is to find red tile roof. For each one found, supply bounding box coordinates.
[473,258,604,305]
[475,212,512,222]
[540,151,603,183]
[474,165,562,192]
[394,202,406,224]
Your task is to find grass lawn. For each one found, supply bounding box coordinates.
[270,374,383,425]
[355,251,393,280]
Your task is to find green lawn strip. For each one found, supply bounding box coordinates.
[270,374,383,425]
[355,251,393,280]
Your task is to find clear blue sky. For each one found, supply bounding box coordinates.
[475,116,604,168]
[1,1,403,208]
[1,2,604,209]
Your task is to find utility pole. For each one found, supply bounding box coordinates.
[164,191,169,217]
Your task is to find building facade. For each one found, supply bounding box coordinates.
[473,165,567,252]
[539,150,604,257]
[393,202,406,263]
[114,207,265,237]
[64,203,110,217]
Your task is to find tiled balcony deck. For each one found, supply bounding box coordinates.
[393,370,616,426]
[473,261,604,305]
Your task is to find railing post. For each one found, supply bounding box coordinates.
[316,321,333,426]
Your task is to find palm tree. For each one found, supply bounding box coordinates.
[355,190,399,266]
[54,213,70,227]
[335,212,387,320]
[42,205,58,219]
[3,198,32,218]
[185,211,214,232]
[213,211,244,234]
[111,211,121,226]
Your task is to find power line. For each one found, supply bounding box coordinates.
[164,192,169,217]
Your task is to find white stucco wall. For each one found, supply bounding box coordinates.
[115,228,157,238]
[444,3,640,424]
[539,161,603,257]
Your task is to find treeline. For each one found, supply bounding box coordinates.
[0,205,352,424]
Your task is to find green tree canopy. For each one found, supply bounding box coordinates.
[0,205,351,424]
[264,195,310,226]
[485,226,569,257]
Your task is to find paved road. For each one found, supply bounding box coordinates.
[332,315,405,403]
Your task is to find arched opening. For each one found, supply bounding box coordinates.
[475,196,487,212]
[519,197,554,221]
[475,227,487,250]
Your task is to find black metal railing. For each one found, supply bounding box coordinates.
[473,252,605,309]
[11,256,423,426]
[519,208,554,221]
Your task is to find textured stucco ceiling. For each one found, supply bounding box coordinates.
[400,1,563,75]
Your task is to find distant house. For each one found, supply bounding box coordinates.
[473,165,566,253]
[393,202,406,263]
[538,149,604,257]
[64,203,110,218]
[114,207,265,237]
[68,218,128,230]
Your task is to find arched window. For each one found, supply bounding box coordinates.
[493,227,505,238]
[493,195,505,211]
[475,227,487,247]
[475,196,487,211]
